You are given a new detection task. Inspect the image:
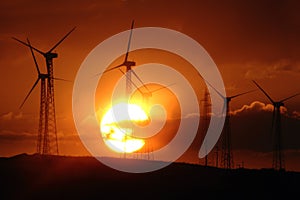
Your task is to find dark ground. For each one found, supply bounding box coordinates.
[0,154,299,200]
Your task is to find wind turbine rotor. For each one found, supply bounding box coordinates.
[252,80,275,104]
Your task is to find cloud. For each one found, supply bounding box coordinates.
[291,111,300,119]
[231,101,287,116]
[184,113,200,119]
[0,112,23,120]
[272,60,300,73]
[1,112,13,120]
[245,60,300,80]
[14,112,23,119]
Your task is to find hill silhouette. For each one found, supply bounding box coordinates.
[0,154,299,199]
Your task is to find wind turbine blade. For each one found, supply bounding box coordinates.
[52,77,72,82]
[48,27,76,53]
[204,79,225,99]
[229,89,257,99]
[104,64,124,73]
[19,78,40,109]
[252,80,275,104]
[12,37,45,56]
[124,20,134,62]
[119,69,143,94]
[94,64,124,77]
[131,69,151,93]
[279,93,300,103]
[150,83,176,94]
[27,38,40,75]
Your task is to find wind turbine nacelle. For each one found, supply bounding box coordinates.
[46,53,58,59]
[39,74,50,79]
[275,102,284,107]
[124,61,136,67]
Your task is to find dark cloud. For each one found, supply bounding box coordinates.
[0,130,35,140]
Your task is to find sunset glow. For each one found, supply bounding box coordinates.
[1,0,300,172]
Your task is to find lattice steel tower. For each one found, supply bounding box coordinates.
[253,80,300,171]
[13,28,75,155]
[205,81,255,169]
[201,88,211,166]
[221,98,234,169]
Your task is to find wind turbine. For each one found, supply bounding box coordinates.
[12,27,75,77]
[100,20,147,98]
[118,69,174,160]
[21,39,49,154]
[253,80,300,171]
[205,80,255,169]
[13,27,75,155]
[20,39,70,154]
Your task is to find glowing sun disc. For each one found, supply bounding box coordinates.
[100,103,148,153]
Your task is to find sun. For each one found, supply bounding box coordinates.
[100,103,149,153]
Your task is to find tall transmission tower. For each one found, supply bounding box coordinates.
[201,88,222,168]
[205,80,255,169]
[198,79,219,168]
[201,88,211,166]
[253,80,300,170]
[13,28,75,155]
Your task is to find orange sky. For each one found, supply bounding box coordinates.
[0,0,300,171]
